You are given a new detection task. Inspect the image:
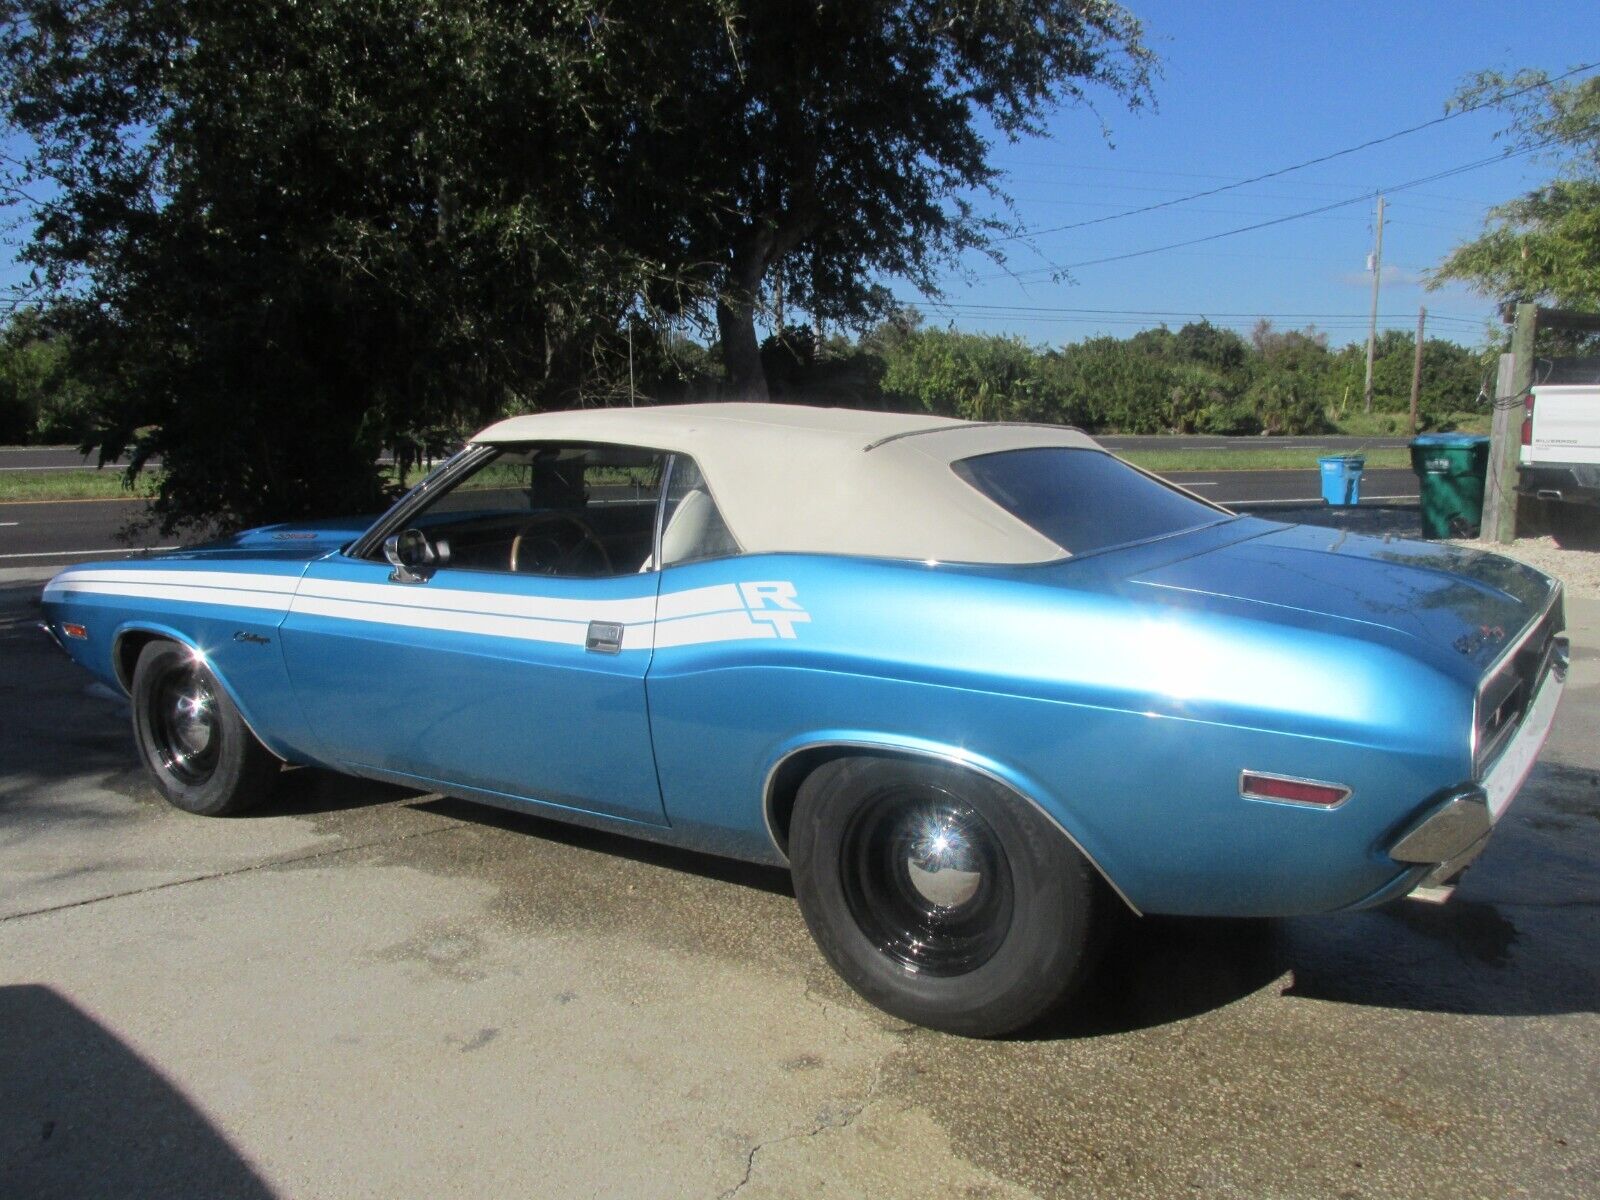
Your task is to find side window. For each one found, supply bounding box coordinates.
[371,443,666,578]
[658,456,740,567]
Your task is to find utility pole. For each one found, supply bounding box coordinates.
[1408,306,1426,436]
[1363,194,1386,414]
[1488,302,1538,544]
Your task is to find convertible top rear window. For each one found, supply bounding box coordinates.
[952,447,1228,556]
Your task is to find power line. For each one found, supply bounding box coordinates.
[998,61,1598,243]
[983,139,1556,280]
[898,300,1484,322]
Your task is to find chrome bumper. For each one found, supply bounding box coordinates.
[1391,637,1568,898]
[37,620,69,656]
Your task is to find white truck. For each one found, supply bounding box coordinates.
[1521,382,1600,548]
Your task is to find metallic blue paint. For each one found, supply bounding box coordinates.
[279,554,667,825]
[40,510,1559,919]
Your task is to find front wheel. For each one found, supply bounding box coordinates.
[789,756,1104,1037]
[130,640,279,816]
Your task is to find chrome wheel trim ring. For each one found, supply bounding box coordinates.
[151,663,222,786]
[838,784,1015,978]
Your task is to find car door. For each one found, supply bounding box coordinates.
[278,441,669,825]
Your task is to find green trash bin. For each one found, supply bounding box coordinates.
[1410,433,1490,539]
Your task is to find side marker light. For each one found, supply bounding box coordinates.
[1240,771,1351,808]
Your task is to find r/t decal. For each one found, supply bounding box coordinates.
[739,581,811,639]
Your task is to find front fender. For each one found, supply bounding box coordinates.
[110,622,299,763]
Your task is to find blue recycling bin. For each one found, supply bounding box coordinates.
[1318,454,1365,506]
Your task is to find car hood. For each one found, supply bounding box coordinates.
[162,516,376,564]
[1125,522,1558,677]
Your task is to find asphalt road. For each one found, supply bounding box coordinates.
[1096,433,1413,452]
[2,437,1415,471]
[1,468,1423,568]
[0,446,133,472]
[1,572,1595,1199]
[0,499,177,568]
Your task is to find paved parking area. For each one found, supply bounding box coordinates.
[2,567,1597,1199]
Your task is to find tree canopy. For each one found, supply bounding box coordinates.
[1,0,1149,531]
[1432,68,1600,313]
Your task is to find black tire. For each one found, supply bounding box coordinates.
[1548,501,1600,551]
[789,756,1103,1037]
[130,640,279,816]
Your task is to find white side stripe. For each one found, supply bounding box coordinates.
[45,567,810,651]
[656,583,746,621]
[43,578,294,613]
[290,594,656,650]
[654,610,777,647]
[295,576,657,626]
[46,568,300,595]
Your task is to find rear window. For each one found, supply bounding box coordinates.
[952,447,1227,556]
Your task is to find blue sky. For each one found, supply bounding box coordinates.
[911,0,1600,349]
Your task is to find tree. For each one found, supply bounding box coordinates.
[1432,69,1600,313]
[1,2,1149,530]
[0,307,97,443]
[648,2,1152,398]
[0,2,716,531]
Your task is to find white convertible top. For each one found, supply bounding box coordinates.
[474,402,1105,563]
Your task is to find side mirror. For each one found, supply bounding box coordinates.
[383,528,438,584]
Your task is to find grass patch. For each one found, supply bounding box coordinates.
[0,468,158,503]
[1121,447,1413,473]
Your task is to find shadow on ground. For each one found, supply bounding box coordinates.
[0,985,276,1199]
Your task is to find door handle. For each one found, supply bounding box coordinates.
[585,621,624,654]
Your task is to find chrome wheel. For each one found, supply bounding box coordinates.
[150,662,222,785]
[838,786,1015,977]
[130,639,279,816]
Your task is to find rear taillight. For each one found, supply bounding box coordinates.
[1521,393,1534,447]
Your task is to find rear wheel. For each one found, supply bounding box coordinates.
[789,756,1103,1037]
[130,640,279,816]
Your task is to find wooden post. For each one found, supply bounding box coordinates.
[1482,353,1517,543]
[1487,303,1538,544]
[1408,306,1426,436]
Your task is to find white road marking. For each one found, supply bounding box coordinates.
[1182,481,1218,487]
[0,521,18,526]
[0,545,179,560]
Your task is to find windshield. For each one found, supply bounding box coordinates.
[952,447,1228,556]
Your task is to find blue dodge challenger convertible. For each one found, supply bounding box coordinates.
[40,404,1567,1036]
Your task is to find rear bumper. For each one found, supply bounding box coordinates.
[1389,636,1568,893]
[1518,463,1600,507]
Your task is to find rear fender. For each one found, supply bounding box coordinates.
[760,731,1141,915]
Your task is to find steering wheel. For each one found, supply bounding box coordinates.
[508,513,613,576]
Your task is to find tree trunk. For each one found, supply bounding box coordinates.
[716,288,769,400]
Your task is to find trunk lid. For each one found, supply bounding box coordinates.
[1124,522,1559,679]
